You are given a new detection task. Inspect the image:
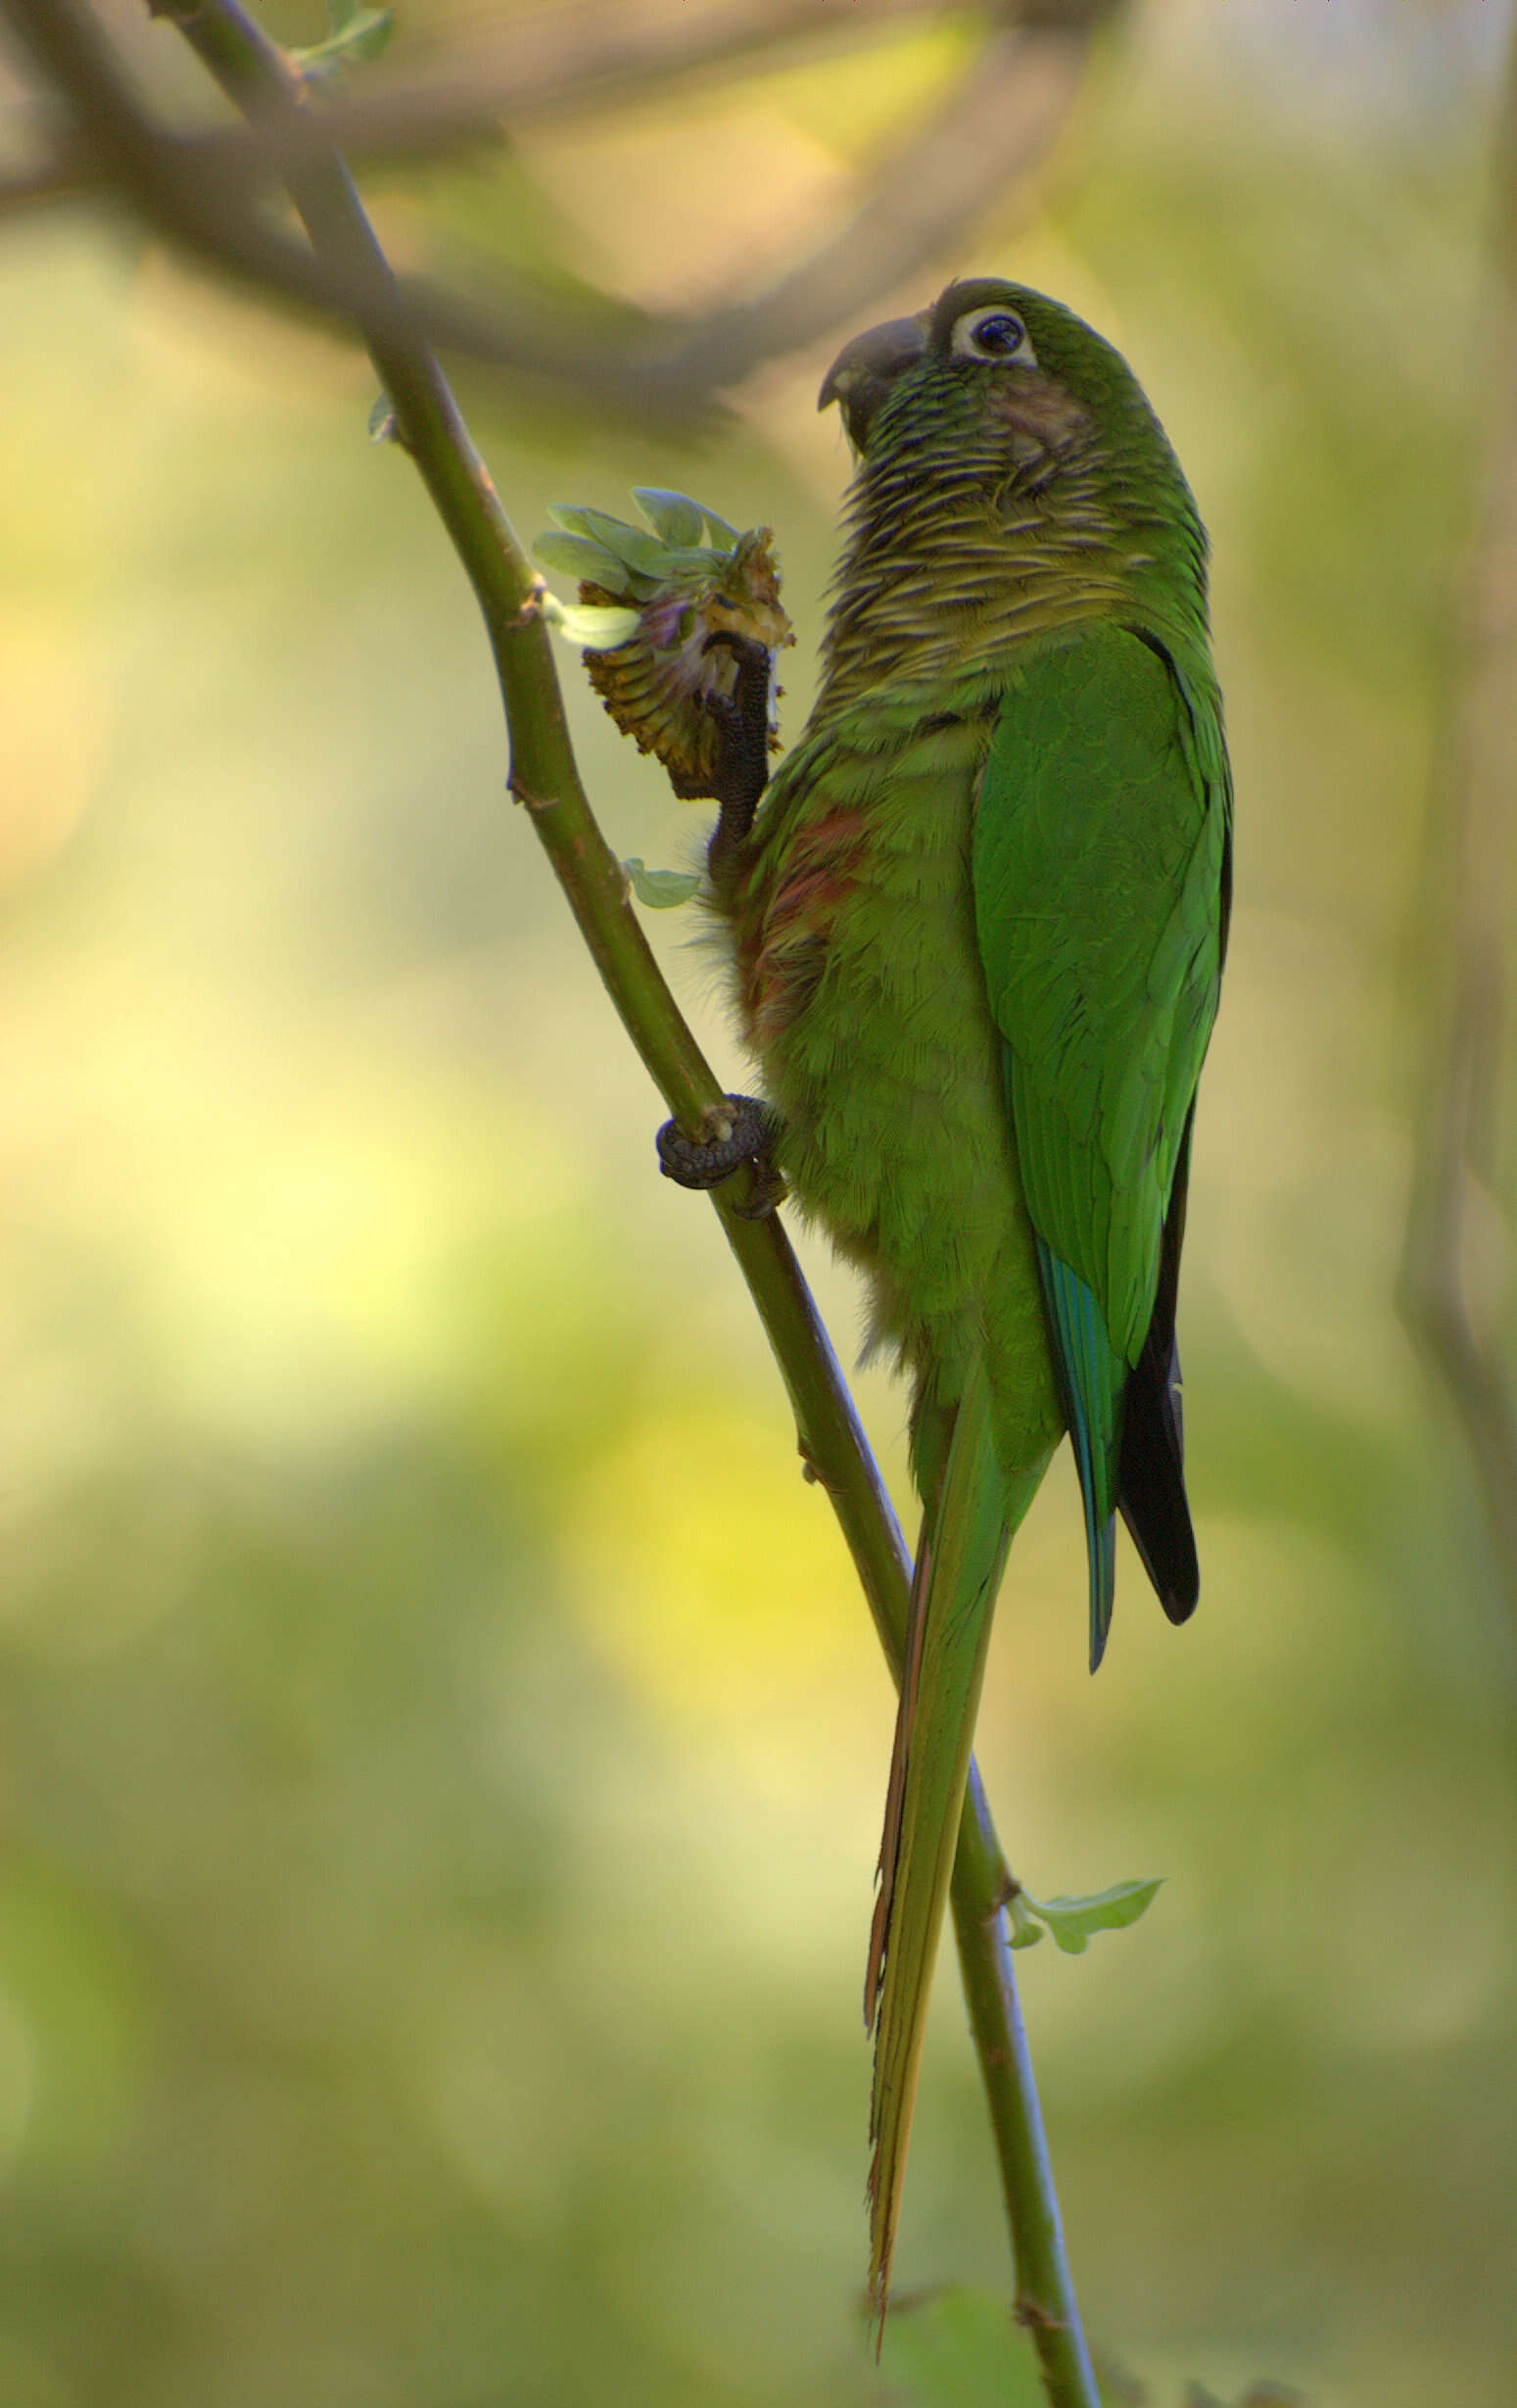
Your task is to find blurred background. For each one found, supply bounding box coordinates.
[1,0,1515,2402]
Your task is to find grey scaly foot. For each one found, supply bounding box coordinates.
[655,1092,783,1213]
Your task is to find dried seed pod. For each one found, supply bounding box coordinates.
[534,499,793,798]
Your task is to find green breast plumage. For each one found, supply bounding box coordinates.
[731,692,1064,1493]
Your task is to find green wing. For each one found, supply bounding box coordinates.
[972,621,1228,1666]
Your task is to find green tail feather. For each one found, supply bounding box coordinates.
[866,1359,1045,2335]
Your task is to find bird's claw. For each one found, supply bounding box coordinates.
[656,1092,782,1209]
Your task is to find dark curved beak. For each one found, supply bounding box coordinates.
[819,313,928,453]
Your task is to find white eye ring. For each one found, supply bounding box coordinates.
[951,309,1037,365]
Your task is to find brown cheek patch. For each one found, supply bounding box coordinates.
[987,373,1090,460]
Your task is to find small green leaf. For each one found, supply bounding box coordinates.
[1007,1891,1044,1950]
[702,505,741,548]
[532,531,629,589]
[633,488,707,548]
[291,2,395,70]
[537,593,641,650]
[654,544,733,580]
[1019,1878,1162,1956]
[545,506,667,578]
[622,569,670,604]
[348,7,395,60]
[623,859,699,909]
[877,2287,1046,2408]
[367,390,397,444]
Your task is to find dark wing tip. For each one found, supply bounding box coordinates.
[1116,1333,1201,1626]
[1130,1518,1200,1625]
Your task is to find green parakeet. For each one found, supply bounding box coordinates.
[707,278,1231,2316]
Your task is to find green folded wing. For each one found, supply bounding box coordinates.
[972,622,1228,1664]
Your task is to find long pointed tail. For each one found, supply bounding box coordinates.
[864,1361,1043,2335]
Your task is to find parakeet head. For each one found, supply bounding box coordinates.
[819,277,1149,463]
[812,277,1209,706]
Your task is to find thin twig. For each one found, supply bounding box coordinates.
[128,0,1103,2393]
[1398,12,1517,1625]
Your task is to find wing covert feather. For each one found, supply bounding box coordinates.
[972,624,1226,1370]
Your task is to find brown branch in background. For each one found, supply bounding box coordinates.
[0,149,80,217]
[0,87,508,221]
[0,0,1111,407]
[654,5,1103,393]
[0,0,931,215]
[0,0,1072,214]
[0,0,698,409]
[1398,13,1517,1625]
[448,0,955,121]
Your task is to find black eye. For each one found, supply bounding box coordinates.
[947,306,1038,364]
[971,314,1023,355]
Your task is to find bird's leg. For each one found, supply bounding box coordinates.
[701,629,773,896]
[653,631,782,1210]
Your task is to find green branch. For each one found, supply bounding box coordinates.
[147,2,1099,2393]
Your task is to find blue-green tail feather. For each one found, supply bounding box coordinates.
[1035,1242,1122,1670]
